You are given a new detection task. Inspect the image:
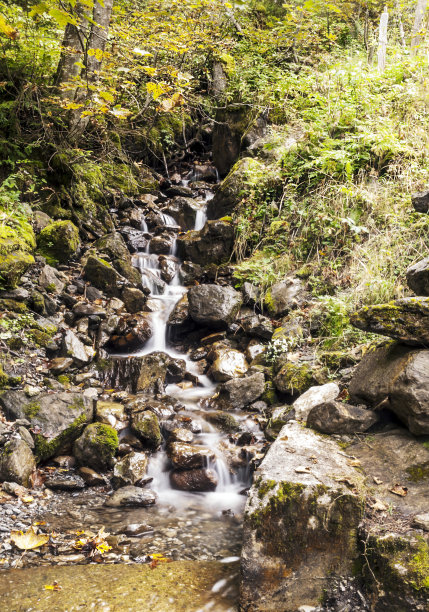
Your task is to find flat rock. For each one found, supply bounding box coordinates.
[105,485,157,507]
[188,284,242,330]
[44,470,86,490]
[292,383,340,423]
[218,371,265,409]
[307,400,379,434]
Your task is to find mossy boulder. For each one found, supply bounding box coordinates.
[0,439,35,486]
[205,411,240,433]
[74,423,119,471]
[176,220,234,266]
[0,222,35,288]
[0,390,93,461]
[83,255,125,298]
[350,297,429,346]
[130,411,162,450]
[37,220,80,265]
[264,277,306,318]
[273,362,315,396]
[188,284,242,330]
[104,352,175,394]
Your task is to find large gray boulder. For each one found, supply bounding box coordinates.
[292,382,340,423]
[73,423,119,471]
[240,421,363,611]
[176,220,234,266]
[406,257,429,296]
[307,400,379,434]
[264,277,306,317]
[0,439,35,486]
[0,391,93,461]
[349,342,429,434]
[188,284,242,330]
[218,371,266,409]
[350,297,429,345]
[105,352,183,394]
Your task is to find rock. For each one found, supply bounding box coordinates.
[112,452,148,488]
[264,277,306,317]
[239,314,273,340]
[349,342,429,434]
[168,428,194,443]
[106,313,152,352]
[48,357,74,375]
[39,265,65,293]
[176,220,234,266]
[105,352,174,394]
[73,302,106,318]
[44,470,86,490]
[188,284,242,330]
[96,401,127,430]
[163,197,201,230]
[121,227,148,253]
[274,362,315,396]
[73,423,119,471]
[130,411,162,450]
[170,468,218,492]
[413,513,429,531]
[165,185,193,197]
[33,210,52,233]
[406,257,429,296]
[149,234,175,255]
[292,383,340,424]
[0,287,29,302]
[210,348,248,382]
[245,341,266,363]
[105,485,157,507]
[0,391,93,461]
[0,439,35,486]
[92,232,130,261]
[412,189,429,212]
[159,256,177,283]
[83,255,125,298]
[0,224,35,288]
[218,372,265,409]
[121,287,147,313]
[242,282,260,307]
[307,400,379,434]
[62,329,95,366]
[350,297,429,345]
[78,467,106,486]
[240,421,363,611]
[37,221,80,264]
[167,293,195,340]
[180,261,203,285]
[126,395,178,421]
[205,412,240,433]
[168,442,215,469]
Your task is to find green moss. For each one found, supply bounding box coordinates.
[409,538,429,590]
[93,423,119,455]
[0,365,9,389]
[57,375,71,386]
[132,411,162,450]
[37,220,80,265]
[34,413,88,462]
[23,401,41,419]
[261,382,278,405]
[274,362,313,395]
[28,329,52,347]
[405,461,429,483]
[0,299,27,313]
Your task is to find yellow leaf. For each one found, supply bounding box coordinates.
[146,81,165,101]
[64,102,84,110]
[21,496,34,503]
[44,583,62,591]
[99,91,114,103]
[10,527,49,550]
[0,14,19,40]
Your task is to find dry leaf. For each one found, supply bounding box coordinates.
[295,466,311,474]
[44,582,62,591]
[372,499,388,511]
[10,527,49,550]
[21,496,34,503]
[337,477,355,488]
[373,476,383,485]
[389,484,408,497]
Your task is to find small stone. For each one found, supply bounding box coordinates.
[48,357,74,375]
[105,485,157,507]
[78,467,107,486]
[412,513,429,531]
[44,470,86,490]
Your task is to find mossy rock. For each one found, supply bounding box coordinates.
[0,222,35,288]
[83,254,124,297]
[28,328,54,348]
[0,365,10,389]
[0,299,28,313]
[131,411,162,450]
[73,423,119,471]
[273,362,314,396]
[37,220,80,265]
[205,411,240,433]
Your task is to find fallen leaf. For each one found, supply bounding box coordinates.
[295,466,311,474]
[44,582,62,591]
[372,499,388,511]
[373,476,383,485]
[389,484,408,497]
[336,477,356,488]
[21,496,34,503]
[10,527,49,550]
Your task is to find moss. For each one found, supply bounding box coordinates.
[261,382,278,405]
[34,412,88,462]
[57,375,71,386]
[37,220,80,265]
[132,410,162,449]
[28,329,52,348]
[405,461,429,483]
[274,362,313,395]
[0,365,9,389]
[23,401,41,419]
[409,538,429,590]
[0,299,27,313]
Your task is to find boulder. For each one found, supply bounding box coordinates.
[130,411,162,450]
[264,277,306,317]
[240,421,363,611]
[168,428,194,443]
[126,395,178,421]
[92,232,130,261]
[95,401,127,430]
[274,362,315,396]
[106,313,152,352]
[406,257,429,296]
[159,256,177,283]
[350,297,429,345]
[179,261,203,285]
[121,287,147,314]
[188,284,242,330]
[170,468,218,492]
[149,234,175,255]
[0,221,35,288]
[105,485,157,507]
[163,197,200,230]
[44,470,86,490]
[349,342,429,434]
[168,442,215,469]
[210,348,248,382]
[176,220,234,266]
[167,293,195,340]
[39,265,65,294]
[292,383,340,423]
[61,329,95,366]
[412,189,429,213]
[307,400,379,434]
[112,451,148,488]
[37,220,80,264]
[242,282,260,307]
[218,371,265,409]
[205,411,240,432]
[239,314,273,340]
[0,391,93,461]
[78,467,106,486]
[73,423,119,471]
[33,210,52,233]
[83,255,125,298]
[105,352,175,394]
[0,439,35,486]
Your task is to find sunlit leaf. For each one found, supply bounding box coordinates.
[10,527,49,550]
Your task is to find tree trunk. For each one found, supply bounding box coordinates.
[377,7,389,72]
[54,3,88,97]
[86,0,114,78]
[411,0,427,55]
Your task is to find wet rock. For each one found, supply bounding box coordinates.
[92,232,130,261]
[159,256,177,283]
[73,423,119,471]
[177,220,234,266]
[239,314,273,340]
[292,383,340,424]
[44,470,86,490]
[167,294,195,340]
[39,265,65,294]
[105,352,173,394]
[37,220,80,264]
[165,185,193,198]
[307,400,379,434]
[0,391,93,461]
[406,257,429,296]
[168,442,215,469]
[83,255,125,298]
[210,348,248,382]
[105,485,157,507]
[412,189,429,213]
[121,226,148,253]
[180,261,203,285]
[73,302,106,318]
[130,411,162,450]
[264,277,306,317]
[170,468,218,492]
[163,197,200,230]
[96,401,127,430]
[205,412,240,433]
[61,330,95,366]
[0,439,35,486]
[121,287,147,314]
[188,284,242,330]
[112,451,148,488]
[218,372,265,409]
[126,396,178,421]
[78,467,106,486]
[350,297,429,345]
[106,313,152,352]
[241,421,363,612]
[168,428,194,443]
[149,234,174,255]
[349,342,429,434]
